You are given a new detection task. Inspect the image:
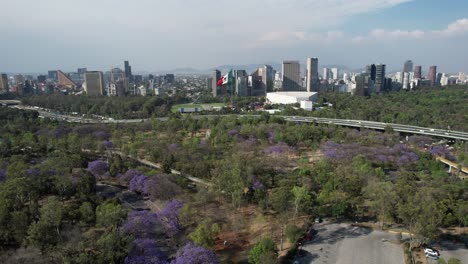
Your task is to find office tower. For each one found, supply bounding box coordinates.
[366,64,376,82]
[414,66,422,79]
[427,66,437,86]
[403,60,413,73]
[403,72,410,90]
[77,68,87,74]
[13,74,25,85]
[441,73,449,86]
[84,71,105,95]
[212,70,221,97]
[436,72,443,85]
[331,68,339,80]
[275,72,282,81]
[37,75,47,83]
[375,64,386,92]
[306,58,319,92]
[459,72,466,82]
[57,70,76,88]
[355,75,371,96]
[323,68,331,80]
[110,68,125,83]
[395,72,403,83]
[343,73,348,81]
[108,79,126,96]
[164,74,175,84]
[0,74,9,93]
[48,70,58,81]
[124,61,133,82]
[236,76,248,96]
[282,60,301,91]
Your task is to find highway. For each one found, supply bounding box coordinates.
[12,105,468,141]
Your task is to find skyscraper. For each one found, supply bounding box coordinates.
[124,61,133,82]
[403,60,413,73]
[306,58,319,92]
[366,64,376,82]
[331,68,339,80]
[375,64,386,92]
[323,68,331,80]
[48,70,58,81]
[84,71,105,96]
[282,60,301,91]
[428,66,437,86]
[212,70,221,97]
[414,66,422,79]
[0,74,9,93]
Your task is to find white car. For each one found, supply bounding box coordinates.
[424,248,440,256]
[426,252,438,260]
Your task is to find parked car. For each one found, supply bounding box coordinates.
[425,252,439,260]
[424,248,440,256]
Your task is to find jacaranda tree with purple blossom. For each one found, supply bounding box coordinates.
[170,243,219,264]
[87,160,108,178]
[121,210,160,239]
[124,239,168,264]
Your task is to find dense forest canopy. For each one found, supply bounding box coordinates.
[0,86,466,263]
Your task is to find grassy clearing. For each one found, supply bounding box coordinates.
[171,103,226,113]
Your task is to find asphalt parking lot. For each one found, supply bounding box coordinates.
[426,240,468,264]
[297,221,405,264]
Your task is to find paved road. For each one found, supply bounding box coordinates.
[298,222,405,264]
[11,104,468,141]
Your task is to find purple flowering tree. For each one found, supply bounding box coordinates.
[119,169,144,184]
[93,130,110,140]
[228,129,238,137]
[157,199,183,235]
[171,243,219,264]
[121,211,161,239]
[102,140,114,149]
[87,160,108,178]
[124,239,168,264]
[129,174,149,194]
[0,169,5,182]
[25,168,41,177]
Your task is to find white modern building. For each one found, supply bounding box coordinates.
[266,92,318,105]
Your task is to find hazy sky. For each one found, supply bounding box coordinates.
[1,0,468,73]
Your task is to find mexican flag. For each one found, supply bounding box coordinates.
[217,70,234,86]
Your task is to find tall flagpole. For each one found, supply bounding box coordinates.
[230,69,234,106]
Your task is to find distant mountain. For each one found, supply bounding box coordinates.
[148,63,355,76]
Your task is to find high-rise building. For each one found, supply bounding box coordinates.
[0,74,9,93]
[13,74,25,85]
[436,72,443,85]
[84,71,105,96]
[48,70,58,81]
[427,66,437,86]
[57,70,76,89]
[402,72,410,90]
[331,68,339,80]
[366,64,376,82]
[108,79,126,96]
[77,68,87,74]
[212,70,221,97]
[306,58,319,92]
[124,61,133,82]
[375,64,386,92]
[282,60,301,91]
[403,60,413,73]
[414,66,422,79]
[37,75,47,83]
[323,68,331,80]
[459,72,466,83]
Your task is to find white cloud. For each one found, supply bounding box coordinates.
[433,18,468,36]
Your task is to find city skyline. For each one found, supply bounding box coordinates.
[1,0,468,73]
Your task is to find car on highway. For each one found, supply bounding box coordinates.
[424,248,440,256]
